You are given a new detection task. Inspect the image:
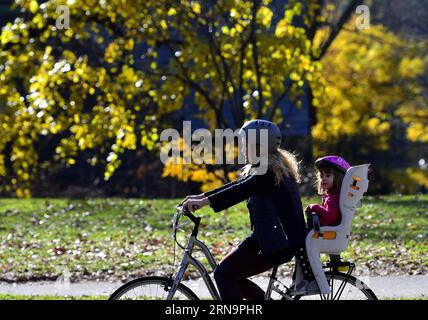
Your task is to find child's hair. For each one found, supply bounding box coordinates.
[241,147,301,185]
[315,163,344,195]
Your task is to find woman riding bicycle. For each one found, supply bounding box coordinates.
[181,119,312,300]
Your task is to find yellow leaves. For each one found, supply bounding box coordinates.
[235,24,244,33]
[399,57,425,78]
[104,160,121,181]
[407,123,428,142]
[11,0,425,197]
[326,3,336,12]
[0,23,19,45]
[16,188,31,198]
[29,0,39,13]
[243,70,253,79]
[0,85,8,95]
[160,20,168,30]
[191,2,201,14]
[0,155,5,176]
[366,118,390,136]
[367,117,380,130]
[123,132,137,150]
[49,121,62,134]
[64,28,74,38]
[168,8,177,16]
[0,2,168,198]
[141,127,160,151]
[189,168,210,182]
[221,43,233,59]
[162,162,193,182]
[275,19,289,38]
[44,45,53,57]
[32,13,44,28]
[104,42,120,63]
[89,156,98,166]
[107,152,118,163]
[374,68,390,83]
[284,9,295,24]
[275,16,305,40]
[271,50,282,59]
[159,130,243,190]
[162,160,239,193]
[290,72,300,81]
[389,168,428,194]
[230,8,239,19]
[315,21,428,152]
[406,168,428,189]
[256,6,273,28]
[125,38,134,51]
[62,50,77,63]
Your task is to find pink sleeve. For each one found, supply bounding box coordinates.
[321,194,341,226]
[308,204,329,216]
[307,194,341,226]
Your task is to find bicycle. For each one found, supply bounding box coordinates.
[109,206,377,300]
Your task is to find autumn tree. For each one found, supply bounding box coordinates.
[0,0,177,196]
[157,0,366,190]
[313,21,428,192]
[0,0,375,196]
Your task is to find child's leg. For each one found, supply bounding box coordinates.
[295,247,315,281]
[292,246,322,295]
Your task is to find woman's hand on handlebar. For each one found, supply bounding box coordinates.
[181,197,210,212]
[181,193,205,205]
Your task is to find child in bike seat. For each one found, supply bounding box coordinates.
[305,155,350,229]
[293,155,350,295]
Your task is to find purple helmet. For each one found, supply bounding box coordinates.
[315,155,350,173]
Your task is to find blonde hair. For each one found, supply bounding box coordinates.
[241,148,301,185]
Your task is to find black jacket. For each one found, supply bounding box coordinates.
[205,169,307,256]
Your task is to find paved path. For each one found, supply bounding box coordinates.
[0,275,427,299]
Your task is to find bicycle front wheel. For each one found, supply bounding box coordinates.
[295,271,378,300]
[109,276,199,300]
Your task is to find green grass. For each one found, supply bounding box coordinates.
[0,196,427,282]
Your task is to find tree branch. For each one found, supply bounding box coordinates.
[250,0,264,119]
[314,0,364,60]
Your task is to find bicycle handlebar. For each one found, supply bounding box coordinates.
[175,205,201,237]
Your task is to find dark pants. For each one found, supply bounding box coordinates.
[213,236,295,300]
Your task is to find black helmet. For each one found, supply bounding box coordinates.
[239,119,282,152]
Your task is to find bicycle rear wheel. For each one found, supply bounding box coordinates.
[109,276,199,300]
[295,271,378,300]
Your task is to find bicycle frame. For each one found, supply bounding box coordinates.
[167,208,291,300]
[166,208,369,301]
[167,233,221,300]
